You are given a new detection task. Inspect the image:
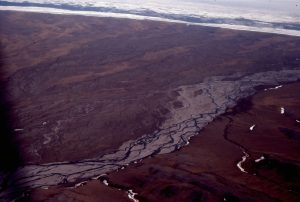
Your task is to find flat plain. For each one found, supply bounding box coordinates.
[0,10,300,202]
[29,83,300,202]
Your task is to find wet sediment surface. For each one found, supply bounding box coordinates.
[52,81,300,202]
[1,69,300,200]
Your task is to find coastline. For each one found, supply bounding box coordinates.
[1,6,300,37]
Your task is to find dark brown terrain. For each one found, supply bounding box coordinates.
[29,83,300,202]
[1,10,300,202]
[1,11,300,164]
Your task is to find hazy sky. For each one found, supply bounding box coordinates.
[184,0,300,14]
[3,0,300,14]
[1,0,300,36]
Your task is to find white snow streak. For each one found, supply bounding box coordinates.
[249,124,256,131]
[255,156,265,163]
[280,107,285,114]
[128,189,139,202]
[237,151,249,173]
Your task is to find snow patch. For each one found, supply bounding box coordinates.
[249,124,256,131]
[237,151,249,173]
[128,189,139,202]
[91,174,107,180]
[264,85,283,91]
[280,107,285,114]
[74,181,87,188]
[255,156,265,163]
[102,179,109,186]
